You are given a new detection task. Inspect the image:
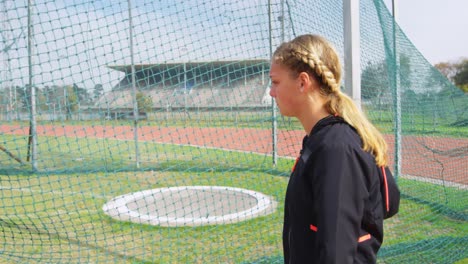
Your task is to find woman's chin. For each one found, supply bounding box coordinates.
[279,111,293,118]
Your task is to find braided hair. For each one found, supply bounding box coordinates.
[272,34,388,167]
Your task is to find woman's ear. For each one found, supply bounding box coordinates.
[298,72,312,91]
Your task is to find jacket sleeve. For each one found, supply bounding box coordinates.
[309,144,368,263]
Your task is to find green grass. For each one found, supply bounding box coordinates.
[1,167,466,263]
[0,133,467,263]
[1,168,287,263]
[1,108,467,263]
[0,133,292,175]
[367,110,468,138]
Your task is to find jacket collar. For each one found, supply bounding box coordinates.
[309,115,346,136]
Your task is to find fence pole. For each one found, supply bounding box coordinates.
[268,0,277,166]
[2,1,13,121]
[128,0,140,169]
[28,0,38,171]
[343,0,362,109]
[392,0,401,179]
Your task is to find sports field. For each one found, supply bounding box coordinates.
[0,121,466,263]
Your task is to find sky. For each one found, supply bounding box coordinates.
[2,0,467,91]
[2,0,270,90]
[383,0,468,64]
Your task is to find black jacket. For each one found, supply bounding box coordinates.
[283,116,384,264]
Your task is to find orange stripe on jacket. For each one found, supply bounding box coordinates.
[358,234,371,243]
[381,166,390,212]
[292,156,300,172]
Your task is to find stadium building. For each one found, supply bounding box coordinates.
[95,60,272,119]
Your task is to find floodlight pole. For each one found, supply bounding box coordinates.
[343,0,361,109]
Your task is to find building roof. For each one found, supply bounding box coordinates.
[107,59,270,73]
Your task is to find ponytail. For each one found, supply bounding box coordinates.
[337,93,388,167]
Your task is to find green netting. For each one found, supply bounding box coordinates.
[1,0,466,263]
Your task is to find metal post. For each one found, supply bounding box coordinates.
[280,0,285,42]
[184,62,187,114]
[392,0,401,179]
[64,86,67,120]
[28,0,38,171]
[2,0,12,121]
[268,0,277,166]
[343,0,361,109]
[128,0,140,168]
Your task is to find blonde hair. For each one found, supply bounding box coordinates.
[273,34,388,167]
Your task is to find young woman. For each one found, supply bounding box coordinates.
[269,34,397,263]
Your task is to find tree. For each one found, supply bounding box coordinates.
[361,54,412,102]
[434,62,457,80]
[0,90,6,112]
[435,58,468,93]
[64,85,78,120]
[36,88,48,111]
[361,61,389,101]
[136,92,153,113]
[93,84,104,101]
[11,85,49,113]
[453,58,468,93]
[16,85,30,111]
[73,83,91,105]
[398,54,412,90]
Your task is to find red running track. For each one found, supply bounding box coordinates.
[1,124,466,185]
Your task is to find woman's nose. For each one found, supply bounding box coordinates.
[269,87,276,98]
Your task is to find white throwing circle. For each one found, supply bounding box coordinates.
[102,186,277,227]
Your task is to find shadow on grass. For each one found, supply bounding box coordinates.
[0,159,290,178]
[242,255,283,264]
[242,236,467,264]
[401,193,467,221]
[378,236,467,264]
[0,218,155,264]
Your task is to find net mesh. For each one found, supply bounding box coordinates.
[0,0,466,263]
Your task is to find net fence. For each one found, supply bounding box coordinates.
[0,0,466,263]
